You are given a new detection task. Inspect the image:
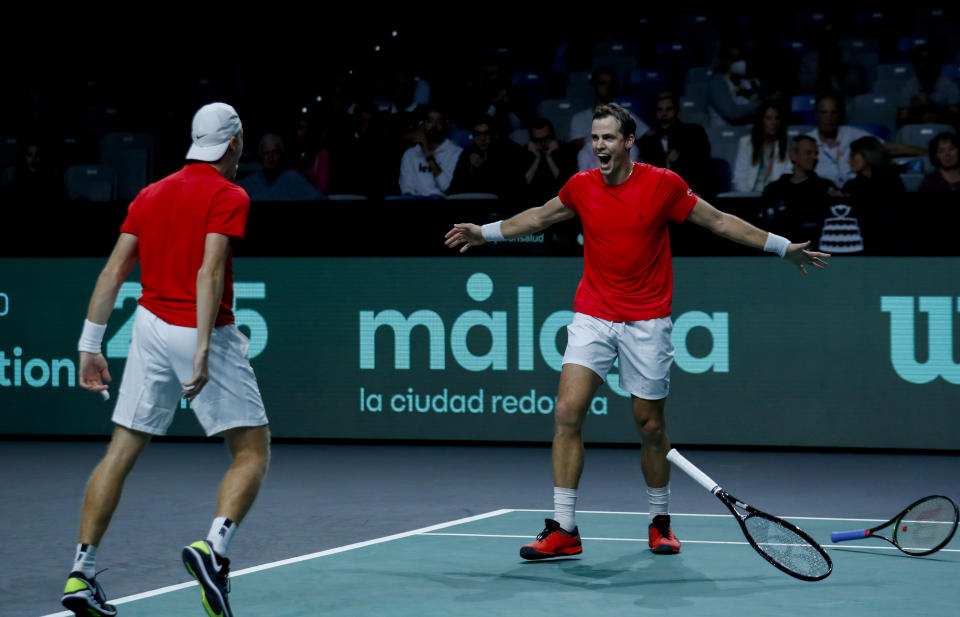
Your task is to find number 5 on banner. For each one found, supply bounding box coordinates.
[106,282,268,359]
[233,282,268,358]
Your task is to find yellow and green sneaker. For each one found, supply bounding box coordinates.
[61,571,117,617]
[182,540,232,617]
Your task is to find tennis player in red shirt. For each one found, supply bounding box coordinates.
[445,102,829,559]
[62,103,269,617]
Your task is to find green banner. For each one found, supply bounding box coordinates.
[0,258,957,449]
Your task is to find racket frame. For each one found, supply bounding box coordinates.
[831,494,959,556]
[667,448,833,582]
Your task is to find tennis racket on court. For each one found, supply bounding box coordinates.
[831,495,958,556]
[666,448,832,581]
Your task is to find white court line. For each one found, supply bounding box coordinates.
[421,531,960,553]
[39,509,513,617]
[512,508,889,523]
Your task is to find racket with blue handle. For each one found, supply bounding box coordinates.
[831,495,958,556]
[667,448,832,581]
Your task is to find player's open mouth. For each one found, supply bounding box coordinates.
[597,153,611,168]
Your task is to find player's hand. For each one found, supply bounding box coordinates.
[785,241,830,276]
[182,348,210,401]
[79,351,111,392]
[444,223,485,253]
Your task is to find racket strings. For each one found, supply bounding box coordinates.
[744,516,831,579]
[895,497,958,553]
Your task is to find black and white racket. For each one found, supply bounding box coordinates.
[831,495,958,556]
[667,448,832,581]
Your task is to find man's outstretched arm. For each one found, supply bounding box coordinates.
[685,197,830,275]
[445,196,575,253]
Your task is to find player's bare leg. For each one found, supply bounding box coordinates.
[78,425,152,545]
[552,364,603,489]
[632,396,670,487]
[216,425,271,523]
[633,396,680,553]
[181,426,269,617]
[520,364,602,560]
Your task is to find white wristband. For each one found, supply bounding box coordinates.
[481,220,505,242]
[78,319,107,354]
[763,233,790,258]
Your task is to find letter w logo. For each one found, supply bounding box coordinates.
[881,296,960,384]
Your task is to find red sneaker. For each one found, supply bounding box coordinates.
[648,514,681,554]
[520,518,582,560]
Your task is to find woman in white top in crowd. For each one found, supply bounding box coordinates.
[732,102,792,193]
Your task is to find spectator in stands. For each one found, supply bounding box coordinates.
[806,93,878,188]
[918,132,960,194]
[289,112,330,194]
[732,103,792,193]
[796,19,868,97]
[807,92,926,189]
[449,116,523,198]
[2,138,65,204]
[760,135,839,241]
[328,102,396,198]
[398,107,462,197]
[898,45,960,127]
[524,117,577,205]
[386,69,431,152]
[569,68,649,151]
[638,92,713,196]
[839,136,905,254]
[842,136,906,197]
[464,60,528,137]
[706,42,767,127]
[239,133,325,201]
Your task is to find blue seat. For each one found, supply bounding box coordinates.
[100,132,154,201]
[565,70,595,108]
[536,99,577,143]
[706,126,749,173]
[895,124,956,149]
[941,63,960,84]
[65,164,117,202]
[510,71,551,109]
[790,94,817,124]
[847,94,899,140]
[449,129,473,149]
[779,39,808,53]
[873,63,915,83]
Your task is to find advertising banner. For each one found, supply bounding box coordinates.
[1,258,956,448]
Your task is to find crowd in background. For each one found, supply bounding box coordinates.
[2,9,959,254]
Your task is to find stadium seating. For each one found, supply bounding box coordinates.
[847,94,898,140]
[790,94,817,125]
[65,165,117,202]
[895,124,956,149]
[536,100,577,143]
[100,132,153,201]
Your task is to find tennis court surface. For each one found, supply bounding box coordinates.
[40,507,959,617]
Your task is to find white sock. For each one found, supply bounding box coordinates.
[206,517,237,556]
[647,484,670,521]
[553,487,578,532]
[72,543,97,578]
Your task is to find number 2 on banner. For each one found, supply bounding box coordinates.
[105,282,268,359]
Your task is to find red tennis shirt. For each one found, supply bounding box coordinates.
[120,163,250,327]
[558,162,697,321]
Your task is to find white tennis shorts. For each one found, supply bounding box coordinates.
[112,306,268,436]
[562,312,674,400]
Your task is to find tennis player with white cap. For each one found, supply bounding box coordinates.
[62,103,270,617]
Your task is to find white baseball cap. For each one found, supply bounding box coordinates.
[186,102,242,161]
